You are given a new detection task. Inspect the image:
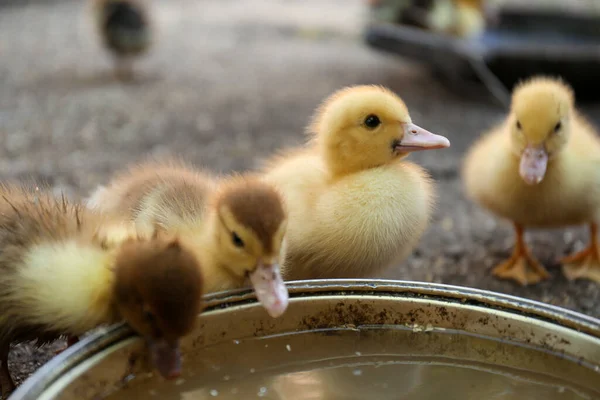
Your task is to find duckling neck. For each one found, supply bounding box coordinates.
[323,152,401,178]
[15,240,119,335]
[320,140,402,177]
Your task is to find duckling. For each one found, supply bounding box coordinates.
[87,161,289,317]
[452,0,485,38]
[0,184,203,396]
[259,85,450,280]
[412,0,484,39]
[92,0,152,80]
[463,76,600,285]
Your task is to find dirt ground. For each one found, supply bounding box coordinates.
[1,0,599,388]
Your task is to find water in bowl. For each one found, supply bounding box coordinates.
[105,326,599,399]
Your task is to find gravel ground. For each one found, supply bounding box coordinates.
[1,0,599,389]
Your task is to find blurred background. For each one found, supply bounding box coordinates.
[1,0,600,384]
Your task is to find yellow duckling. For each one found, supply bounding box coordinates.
[463,76,600,285]
[87,161,289,317]
[260,85,450,280]
[427,0,485,38]
[0,184,203,396]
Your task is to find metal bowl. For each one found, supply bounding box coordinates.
[11,280,600,399]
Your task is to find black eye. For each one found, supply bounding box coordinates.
[364,114,381,129]
[516,120,522,130]
[554,121,562,132]
[143,310,155,323]
[231,232,244,248]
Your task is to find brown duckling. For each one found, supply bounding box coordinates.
[92,0,152,80]
[0,184,203,396]
[87,160,289,317]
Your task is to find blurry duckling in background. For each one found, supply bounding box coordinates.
[451,0,486,38]
[463,76,600,285]
[93,0,152,80]
[260,85,450,281]
[87,161,289,317]
[401,0,486,39]
[0,184,203,396]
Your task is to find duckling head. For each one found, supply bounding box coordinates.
[212,177,288,318]
[309,85,450,176]
[113,238,203,380]
[509,77,574,185]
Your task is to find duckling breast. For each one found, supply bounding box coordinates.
[464,131,600,227]
[282,162,434,280]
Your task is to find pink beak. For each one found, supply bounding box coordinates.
[249,262,289,318]
[395,123,451,152]
[148,339,181,380]
[519,145,548,185]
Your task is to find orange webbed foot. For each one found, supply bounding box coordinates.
[492,250,550,286]
[491,223,550,286]
[560,223,600,284]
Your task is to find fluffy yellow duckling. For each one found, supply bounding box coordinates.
[260,85,450,280]
[423,0,485,38]
[453,0,485,38]
[0,184,203,396]
[463,76,600,285]
[93,0,152,80]
[87,161,289,317]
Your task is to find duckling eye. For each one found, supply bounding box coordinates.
[364,114,381,129]
[516,120,522,130]
[231,232,244,248]
[554,121,562,133]
[144,310,155,323]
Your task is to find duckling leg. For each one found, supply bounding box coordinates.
[560,223,600,283]
[115,57,134,81]
[54,335,79,355]
[0,341,15,398]
[492,223,550,286]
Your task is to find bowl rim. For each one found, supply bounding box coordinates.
[11,279,600,400]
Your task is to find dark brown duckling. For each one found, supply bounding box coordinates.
[0,184,203,397]
[93,0,152,80]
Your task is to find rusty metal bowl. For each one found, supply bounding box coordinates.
[10,280,600,399]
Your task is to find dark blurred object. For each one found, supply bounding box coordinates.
[366,2,600,105]
[398,0,434,29]
[94,0,152,81]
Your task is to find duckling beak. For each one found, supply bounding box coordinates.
[395,123,450,152]
[148,338,182,380]
[519,145,548,185]
[249,262,289,318]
